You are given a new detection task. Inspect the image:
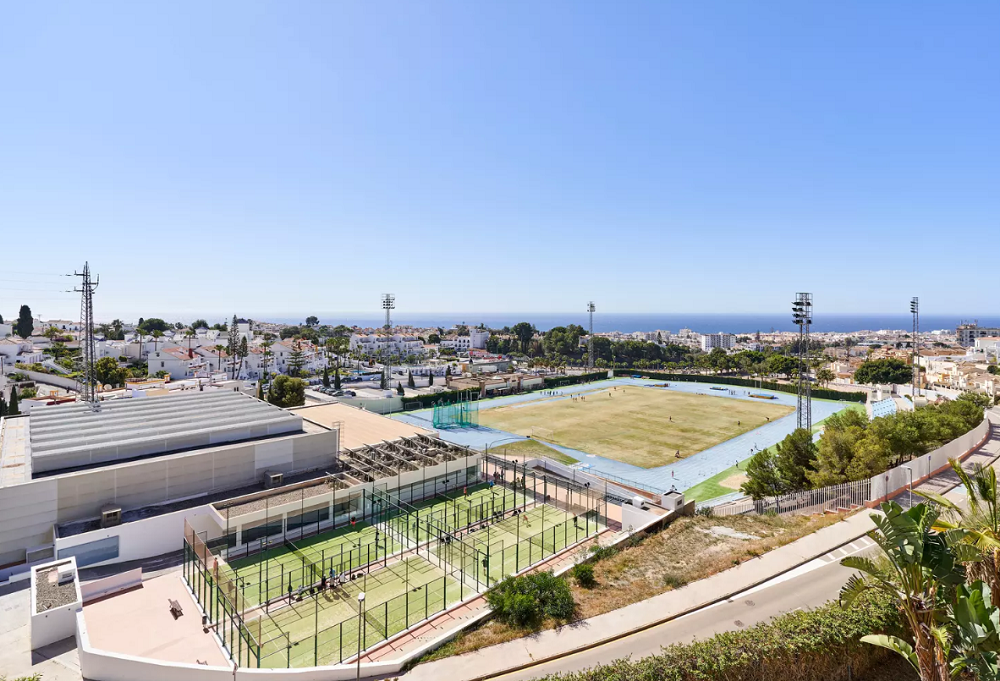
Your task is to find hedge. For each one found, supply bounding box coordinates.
[543,371,608,388]
[613,370,867,403]
[536,590,903,681]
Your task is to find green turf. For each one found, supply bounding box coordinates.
[492,438,579,465]
[684,402,869,503]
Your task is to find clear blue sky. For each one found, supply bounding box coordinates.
[1,1,997,323]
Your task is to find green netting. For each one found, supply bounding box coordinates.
[432,399,479,428]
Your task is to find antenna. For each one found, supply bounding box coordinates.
[74,262,100,408]
[381,294,395,331]
[792,292,812,430]
[587,302,595,368]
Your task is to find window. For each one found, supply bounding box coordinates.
[58,536,120,567]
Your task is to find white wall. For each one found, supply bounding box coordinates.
[55,503,222,569]
[31,557,83,649]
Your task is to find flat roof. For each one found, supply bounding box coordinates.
[29,391,303,475]
[291,402,431,449]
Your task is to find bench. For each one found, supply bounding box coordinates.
[169,598,183,617]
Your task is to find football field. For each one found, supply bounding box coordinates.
[479,386,793,468]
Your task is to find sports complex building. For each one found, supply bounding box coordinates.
[2,388,679,680]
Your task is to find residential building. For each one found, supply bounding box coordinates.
[700,332,736,352]
[349,333,425,358]
[958,323,1000,347]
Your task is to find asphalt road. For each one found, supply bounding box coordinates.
[492,537,875,681]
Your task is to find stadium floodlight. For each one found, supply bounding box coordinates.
[381,294,395,330]
[792,292,813,430]
[911,297,920,396]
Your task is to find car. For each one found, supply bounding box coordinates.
[331,390,344,397]
[344,390,356,397]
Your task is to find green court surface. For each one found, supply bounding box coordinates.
[225,521,400,607]
[401,483,530,535]
[427,504,596,585]
[250,555,471,668]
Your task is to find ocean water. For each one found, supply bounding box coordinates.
[255,312,998,334]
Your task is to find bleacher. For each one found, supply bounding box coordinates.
[870,397,897,420]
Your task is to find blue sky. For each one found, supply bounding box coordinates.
[1,1,997,323]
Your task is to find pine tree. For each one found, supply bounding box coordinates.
[8,387,19,416]
[288,342,306,377]
[15,305,33,339]
[322,366,330,388]
[334,359,342,390]
[407,371,415,389]
[428,372,434,386]
[380,370,388,390]
[0,395,7,416]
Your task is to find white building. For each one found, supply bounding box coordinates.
[349,333,425,358]
[958,324,1000,347]
[148,347,209,380]
[0,338,45,366]
[700,333,736,352]
[41,319,82,332]
[0,322,12,337]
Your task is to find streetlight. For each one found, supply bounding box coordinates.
[901,465,913,508]
[356,591,366,681]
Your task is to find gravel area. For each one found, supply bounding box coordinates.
[35,564,79,612]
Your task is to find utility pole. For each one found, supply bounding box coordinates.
[74,262,100,408]
[587,302,595,369]
[910,297,920,397]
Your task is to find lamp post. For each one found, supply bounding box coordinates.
[356,591,366,681]
[901,465,913,508]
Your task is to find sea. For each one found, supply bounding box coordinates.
[251,313,1000,335]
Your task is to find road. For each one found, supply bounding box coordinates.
[491,537,875,681]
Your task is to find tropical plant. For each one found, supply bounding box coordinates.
[920,460,1000,607]
[840,501,982,680]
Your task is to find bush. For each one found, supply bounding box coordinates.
[588,545,619,561]
[535,590,903,681]
[486,572,575,628]
[543,371,607,389]
[571,563,596,588]
[662,572,687,589]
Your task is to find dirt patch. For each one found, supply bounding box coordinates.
[720,473,747,490]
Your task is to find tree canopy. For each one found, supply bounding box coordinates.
[267,375,306,408]
[854,358,913,385]
[15,305,33,338]
[137,317,170,334]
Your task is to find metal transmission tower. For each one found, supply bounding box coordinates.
[911,297,920,397]
[587,302,595,368]
[381,294,395,330]
[74,262,100,406]
[792,292,813,431]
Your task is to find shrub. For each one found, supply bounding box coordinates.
[662,572,687,589]
[535,590,903,681]
[571,563,596,588]
[695,505,714,517]
[588,545,619,561]
[486,572,575,627]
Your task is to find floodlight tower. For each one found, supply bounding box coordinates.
[792,292,813,430]
[381,294,395,331]
[911,297,920,397]
[74,262,100,407]
[587,302,595,368]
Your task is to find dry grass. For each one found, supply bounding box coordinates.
[720,472,747,490]
[420,512,845,662]
[479,387,793,468]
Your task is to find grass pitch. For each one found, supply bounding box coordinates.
[479,387,793,468]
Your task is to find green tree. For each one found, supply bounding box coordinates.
[840,501,996,681]
[333,360,342,390]
[305,315,319,326]
[287,342,306,377]
[8,387,19,415]
[512,322,535,354]
[854,358,913,385]
[137,317,170,334]
[774,428,817,491]
[213,344,226,375]
[407,371,415,389]
[267,375,306,408]
[741,447,784,501]
[94,356,127,388]
[486,572,575,628]
[15,305,33,338]
[396,382,405,396]
[0,395,6,416]
[428,372,434,386]
[322,366,330,388]
[816,367,835,386]
[379,370,388,390]
[428,333,441,344]
[191,319,208,329]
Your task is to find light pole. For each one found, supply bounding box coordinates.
[901,465,913,508]
[356,591,366,681]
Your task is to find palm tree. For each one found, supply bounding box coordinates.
[151,330,163,353]
[920,460,1000,607]
[213,344,226,375]
[840,501,973,681]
